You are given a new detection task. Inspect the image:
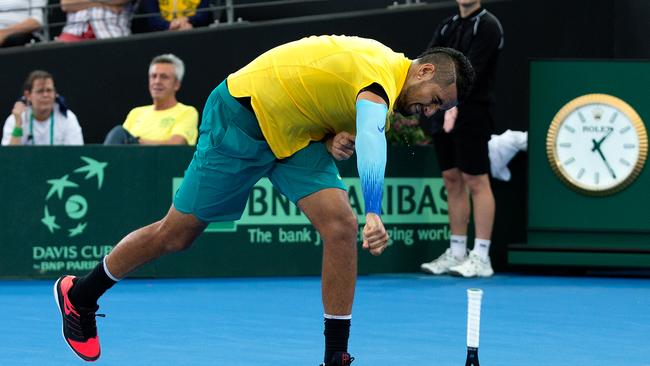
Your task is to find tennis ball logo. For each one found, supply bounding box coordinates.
[40,156,108,237]
[65,195,88,220]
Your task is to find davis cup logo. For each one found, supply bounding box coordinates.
[41,156,108,237]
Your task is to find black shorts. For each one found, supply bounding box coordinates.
[432,105,492,175]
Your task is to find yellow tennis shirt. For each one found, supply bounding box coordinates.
[123,103,199,145]
[227,35,412,158]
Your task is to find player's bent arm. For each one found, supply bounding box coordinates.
[355,91,388,215]
[325,131,355,161]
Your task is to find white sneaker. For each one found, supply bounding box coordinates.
[420,249,466,275]
[448,251,494,278]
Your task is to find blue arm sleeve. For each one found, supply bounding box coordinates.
[355,99,388,215]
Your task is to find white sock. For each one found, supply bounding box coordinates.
[473,238,491,260]
[450,235,467,259]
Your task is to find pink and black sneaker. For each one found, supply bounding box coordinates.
[53,275,104,362]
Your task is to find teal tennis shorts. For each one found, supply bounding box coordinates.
[174,80,346,222]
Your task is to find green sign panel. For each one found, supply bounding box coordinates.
[0,146,449,279]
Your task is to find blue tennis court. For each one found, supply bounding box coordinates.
[1,274,648,365]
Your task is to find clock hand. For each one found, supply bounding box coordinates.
[591,138,599,152]
[591,129,613,152]
[594,146,617,179]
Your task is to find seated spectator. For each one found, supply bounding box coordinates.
[57,0,133,42]
[104,54,198,145]
[139,0,212,32]
[0,0,46,47]
[2,70,84,145]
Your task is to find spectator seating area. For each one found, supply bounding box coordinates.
[1,0,431,46]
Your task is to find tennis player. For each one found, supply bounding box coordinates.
[53,35,474,365]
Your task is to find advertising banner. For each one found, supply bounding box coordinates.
[0,146,448,278]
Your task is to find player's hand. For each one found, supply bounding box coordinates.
[443,106,458,133]
[362,213,389,256]
[325,131,356,161]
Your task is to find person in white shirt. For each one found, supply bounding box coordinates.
[2,70,84,146]
[0,0,46,47]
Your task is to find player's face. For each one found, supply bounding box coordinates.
[395,79,457,118]
[26,78,55,117]
[149,63,180,101]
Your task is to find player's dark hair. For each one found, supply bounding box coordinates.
[417,47,475,104]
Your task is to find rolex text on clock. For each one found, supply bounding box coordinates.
[546,94,648,195]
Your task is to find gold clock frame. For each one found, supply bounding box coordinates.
[546,93,648,196]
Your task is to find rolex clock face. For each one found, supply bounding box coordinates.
[546,94,648,195]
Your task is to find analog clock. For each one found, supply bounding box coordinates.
[546,94,648,195]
